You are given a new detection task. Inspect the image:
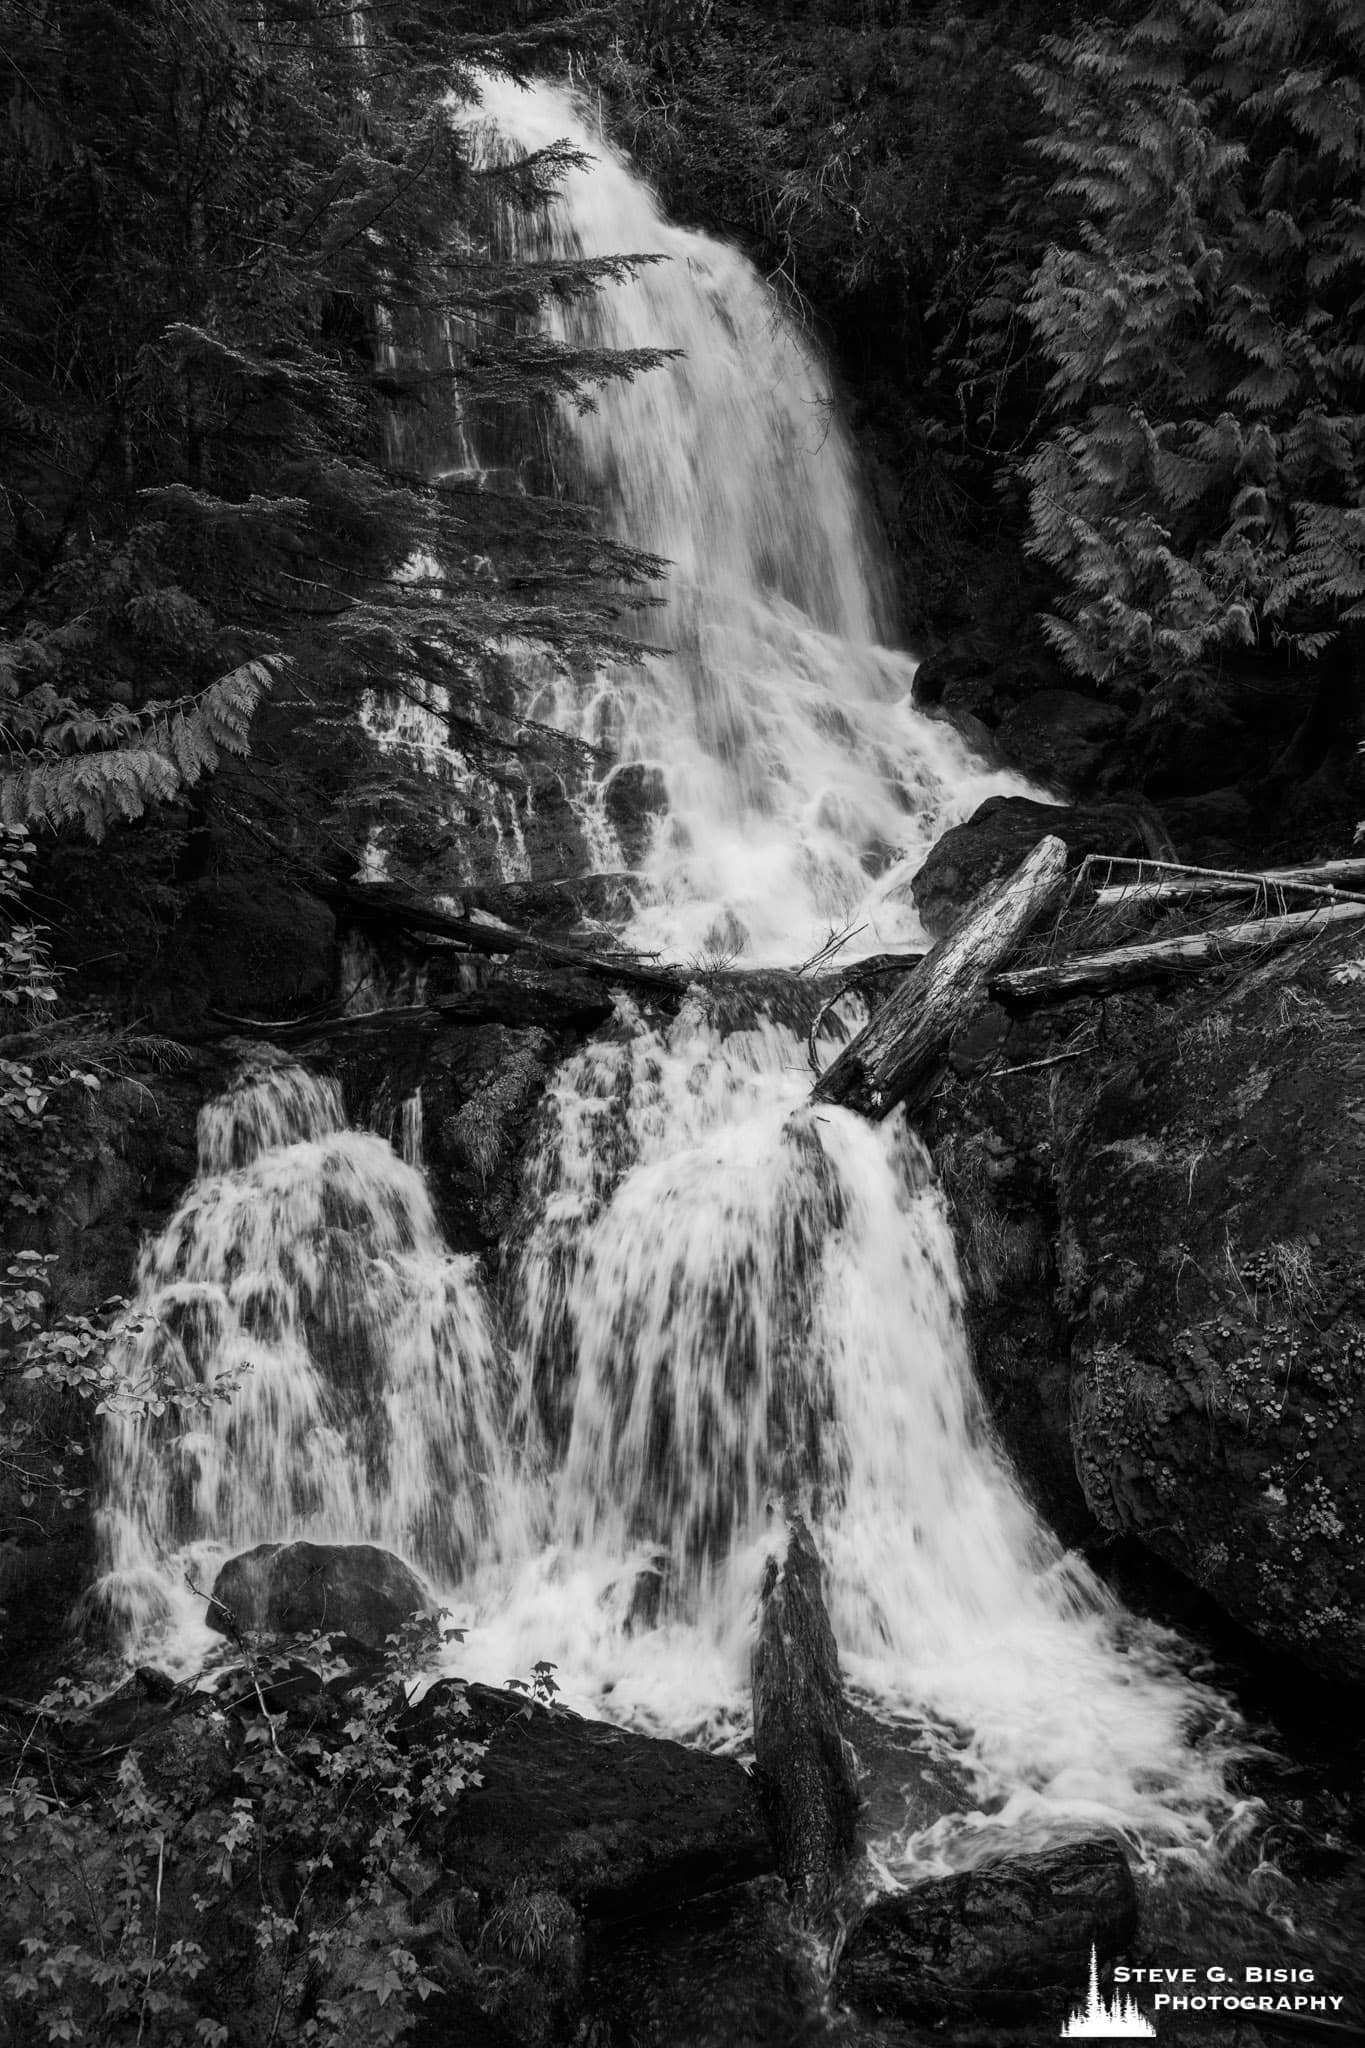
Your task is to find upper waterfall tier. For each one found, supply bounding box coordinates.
[362,74,1035,965]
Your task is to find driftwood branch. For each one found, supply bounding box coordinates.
[811,836,1069,1119]
[1089,853,1365,912]
[993,899,1365,1010]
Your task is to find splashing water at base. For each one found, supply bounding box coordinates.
[444,997,1252,1872]
[89,1066,533,1660]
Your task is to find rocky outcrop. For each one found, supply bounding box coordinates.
[1057,938,1365,1686]
[207,1540,430,1648]
[431,1685,776,1917]
[933,924,1365,1685]
[909,795,1158,938]
[994,690,1127,796]
[588,1875,825,2048]
[837,1837,1137,2025]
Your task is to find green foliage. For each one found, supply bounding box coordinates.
[1020,0,1365,693]
[0,1614,484,2046]
[0,0,667,841]
[0,829,224,1544]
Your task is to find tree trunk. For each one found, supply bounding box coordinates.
[1093,856,1365,912]
[811,836,1069,1119]
[751,1515,859,1906]
[993,899,1365,1009]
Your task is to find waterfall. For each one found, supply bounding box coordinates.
[90,1066,531,1657]
[90,76,1250,1875]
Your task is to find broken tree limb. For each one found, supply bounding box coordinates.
[993,899,1365,1010]
[810,836,1069,1119]
[1089,853,1365,912]
[211,977,616,1045]
[331,879,686,996]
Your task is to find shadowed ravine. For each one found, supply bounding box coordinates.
[91,80,1254,1884]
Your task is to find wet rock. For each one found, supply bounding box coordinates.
[908,795,1152,938]
[588,1875,827,2048]
[1057,932,1365,1685]
[423,1023,558,1257]
[603,762,669,865]
[994,690,1127,796]
[837,1837,1137,2025]
[911,640,1059,730]
[751,1516,859,1901]
[407,1987,527,2048]
[934,921,1365,1684]
[207,1540,430,1649]
[462,872,636,933]
[433,1690,776,1916]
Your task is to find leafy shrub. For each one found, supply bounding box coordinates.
[0,1614,485,2048]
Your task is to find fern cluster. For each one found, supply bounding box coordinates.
[1020,0,1365,694]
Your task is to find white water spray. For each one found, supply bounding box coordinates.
[92,77,1250,1877]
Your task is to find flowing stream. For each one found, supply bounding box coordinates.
[92,78,1250,1879]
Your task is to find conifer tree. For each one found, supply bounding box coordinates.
[0,0,663,838]
[1020,0,1365,719]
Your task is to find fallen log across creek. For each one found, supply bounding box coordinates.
[324,878,689,997]
[210,975,618,1045]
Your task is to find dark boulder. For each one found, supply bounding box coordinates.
[186,872,337,1014]
[1057,932,1365,1685]
[432,1689,775,1917]
[837,1837,1137,2025]
[206,1540,430,1649]
[751,1516,859,1901]
[588,1875,827,2048]
[909,795,1156,937]
[930,922,1365,1685]
[994,690,1127,796]
[603,762,669,865]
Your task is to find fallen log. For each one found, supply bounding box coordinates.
[1091,853,1365,912]
[810,836,1069,1119]
[211,977,615,1044]
[993,898,1365,1010]
[751,1515,859,1907]
[331,879,686,997]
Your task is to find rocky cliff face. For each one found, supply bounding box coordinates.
[932,924,1365,1688]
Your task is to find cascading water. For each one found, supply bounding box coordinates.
[92,76,1251,1877]
[92,1066,531,1656]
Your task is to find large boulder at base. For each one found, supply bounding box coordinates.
[588,1876,826,2048]
[206,1540,429,1648]
[931,924,1365,1683]
[909,796,1155,938]
[431,1685,775,1917]
[994,690,1127,796]
[837,1838,1137,2025]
